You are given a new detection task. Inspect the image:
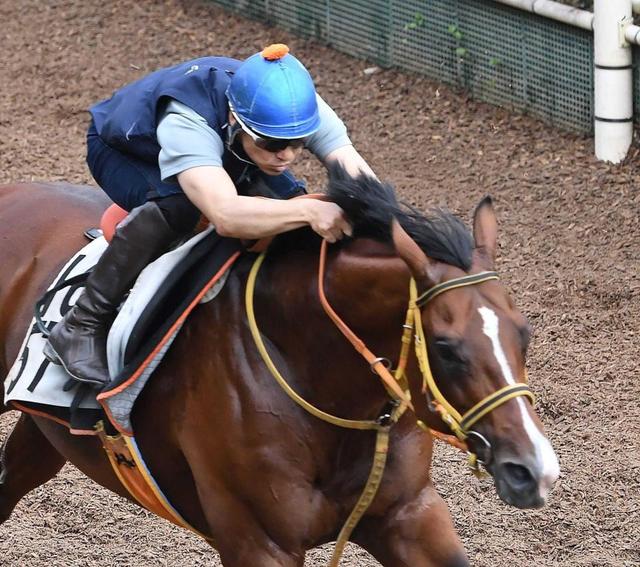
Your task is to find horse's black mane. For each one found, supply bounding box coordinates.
[326,164,474,271]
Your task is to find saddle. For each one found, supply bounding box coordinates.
[4,204,243,434]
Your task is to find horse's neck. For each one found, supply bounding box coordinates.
[257,239,410,423]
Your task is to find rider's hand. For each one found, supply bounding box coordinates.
[305,200,353,243]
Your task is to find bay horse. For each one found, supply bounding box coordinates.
[0,173,559,566]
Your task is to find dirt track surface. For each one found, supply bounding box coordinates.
[1,1,638,566]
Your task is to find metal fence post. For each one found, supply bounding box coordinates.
[594,0,633,163]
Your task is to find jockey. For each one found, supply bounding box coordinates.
[44,44,375,388]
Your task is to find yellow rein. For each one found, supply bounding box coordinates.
[245,244,535,565]
[245,251,406,431]
[245,249,402,567]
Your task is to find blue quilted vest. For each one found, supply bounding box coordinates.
[90,57,241,163]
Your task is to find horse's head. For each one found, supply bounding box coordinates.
[397,198,559,509]
[328,169,559,510]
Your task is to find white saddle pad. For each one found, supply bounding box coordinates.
[4,226,226,417]
[4,237,107,410]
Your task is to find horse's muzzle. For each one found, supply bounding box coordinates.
[490,455,559,509]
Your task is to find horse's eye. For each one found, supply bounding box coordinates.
[434,339,466,367]
[519,326,532,354]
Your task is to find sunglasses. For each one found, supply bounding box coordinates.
[253,136,306,153]
[231,108,306,153]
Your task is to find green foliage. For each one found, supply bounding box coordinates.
[447,24,463,41]
[448,24,467,60]
[403,12,425,31]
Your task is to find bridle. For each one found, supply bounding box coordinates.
[409,272,535,470]
[245,238,534,567]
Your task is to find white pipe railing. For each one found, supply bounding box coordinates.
[594,0,633,163]
[625,22,640,44]
[496,0,640,45]
[494,0,593,30]
[494,0,638,163]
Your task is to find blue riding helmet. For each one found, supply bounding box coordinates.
[226,44,321,140]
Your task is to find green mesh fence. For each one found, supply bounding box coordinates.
[212,0,639,134]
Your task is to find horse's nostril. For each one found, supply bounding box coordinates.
[495,461,546,509]
[502,462,535,488]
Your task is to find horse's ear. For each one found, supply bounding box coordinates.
[473,196,498,268]
[391,219,441,287]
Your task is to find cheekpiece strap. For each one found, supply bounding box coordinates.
[416,271,499,307]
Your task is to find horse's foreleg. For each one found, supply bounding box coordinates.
[353,484,470,567]
[195,490,305,567]
[202,504,305,567]
[0,413,66,523]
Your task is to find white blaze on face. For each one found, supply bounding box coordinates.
[478,307,560,500]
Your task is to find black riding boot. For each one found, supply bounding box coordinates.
[44,201,182,387]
